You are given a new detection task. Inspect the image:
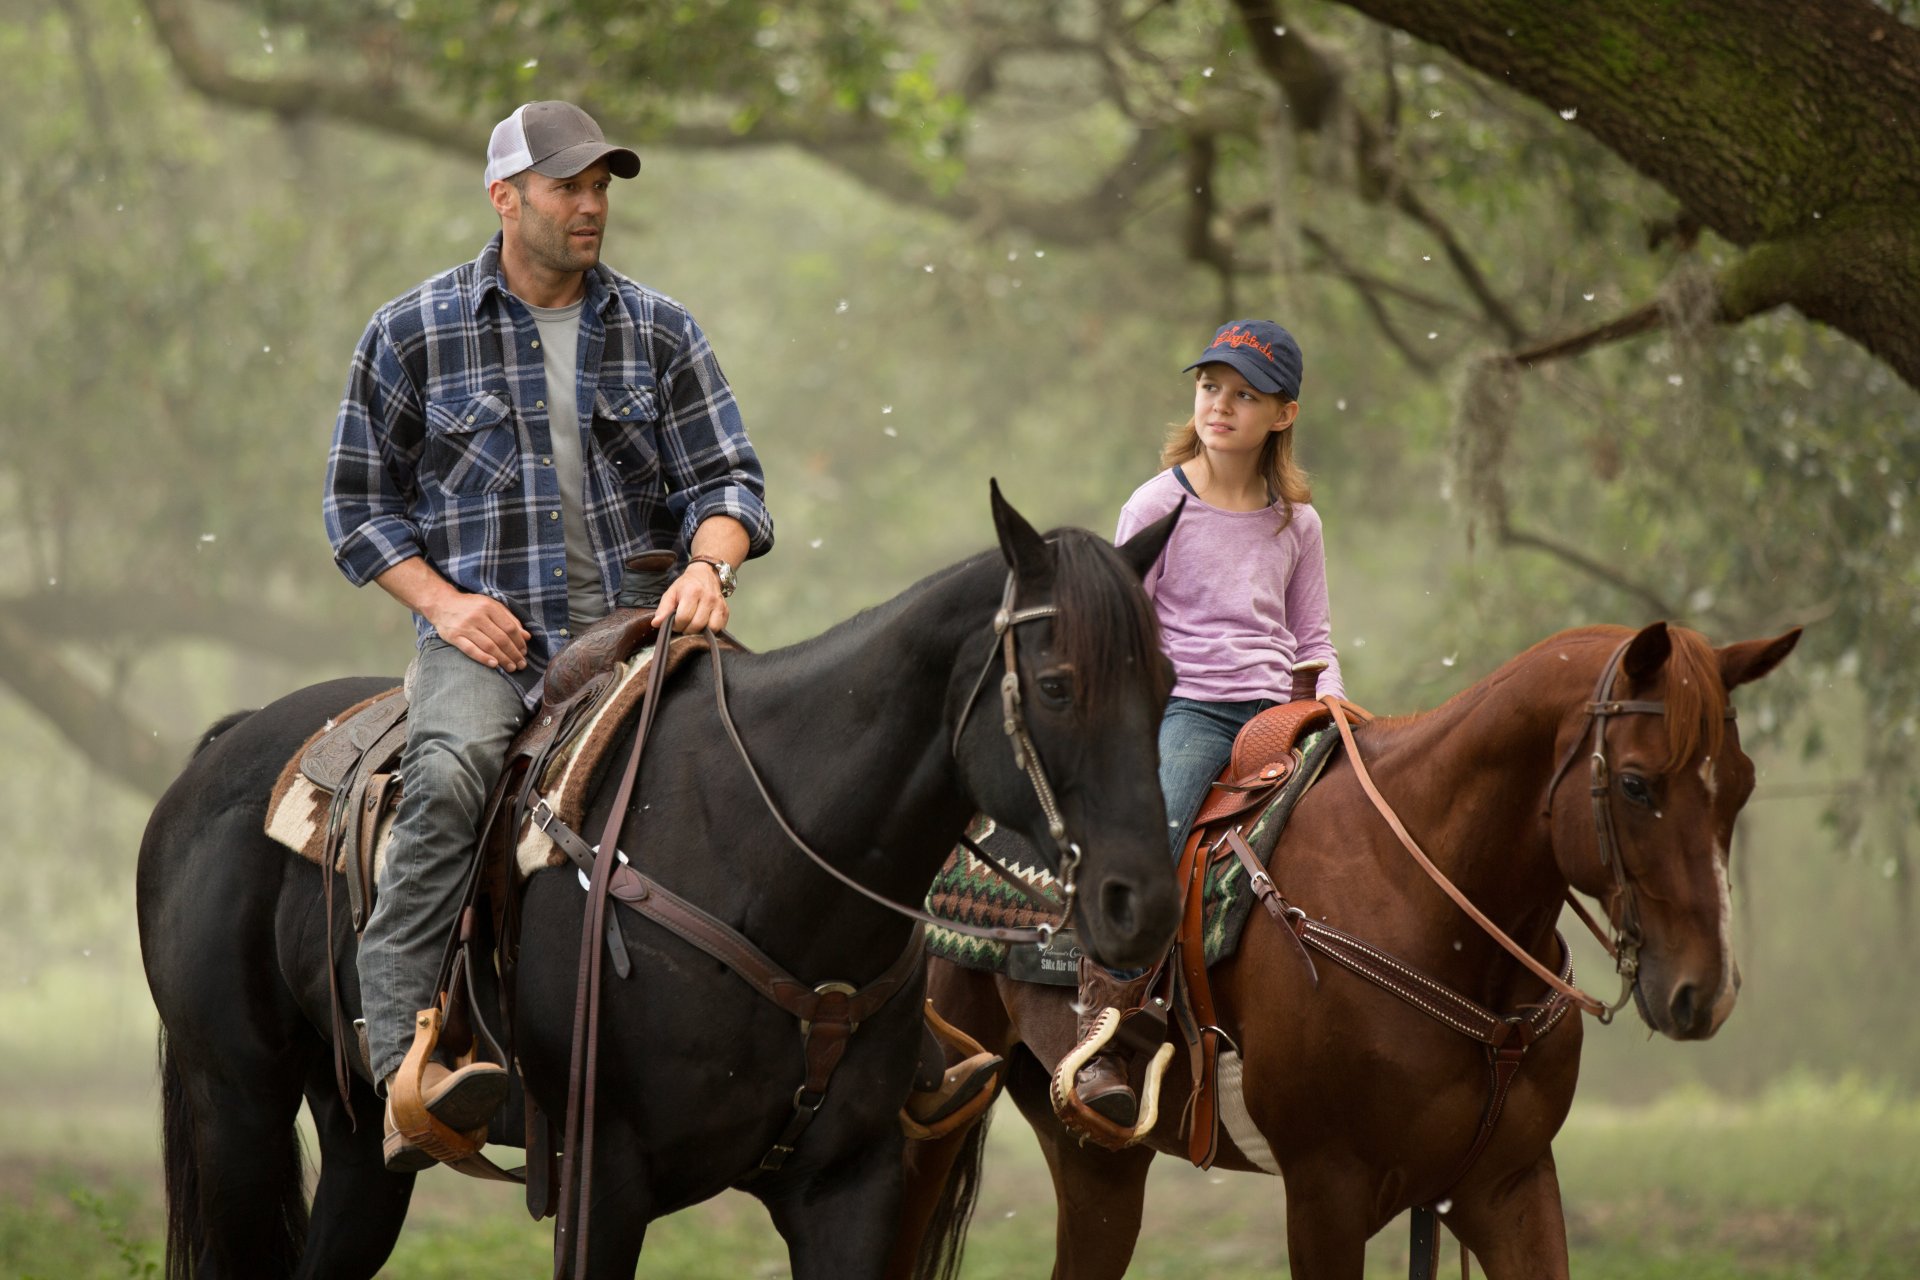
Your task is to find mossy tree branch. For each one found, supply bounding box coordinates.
[1327,0,1920,385]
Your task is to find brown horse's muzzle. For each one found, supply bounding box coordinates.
[1635,946,1740,1040]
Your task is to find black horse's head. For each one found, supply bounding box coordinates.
[949,482,1181,970]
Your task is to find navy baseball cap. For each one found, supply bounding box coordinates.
[1183,320,1304,400]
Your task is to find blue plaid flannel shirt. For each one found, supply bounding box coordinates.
[325,233,773,704]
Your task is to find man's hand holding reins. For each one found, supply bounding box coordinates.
[655,562,728,634]
[654,515,749,634]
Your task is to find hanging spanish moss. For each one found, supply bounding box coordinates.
[1448,352,1520,551]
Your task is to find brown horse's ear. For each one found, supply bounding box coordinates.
[1115,499,1182,580]
[1719,628,1802,690]
[990,478,1054,586]
[1621,621,1672,685]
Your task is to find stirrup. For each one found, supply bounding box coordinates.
[1049,1006,1175,1150]
[900,999,1005,1141]
[385,1005,500,1169]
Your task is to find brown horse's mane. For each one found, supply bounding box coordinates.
[1364,624,1727,770]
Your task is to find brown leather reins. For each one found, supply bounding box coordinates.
[709,568,1086,947]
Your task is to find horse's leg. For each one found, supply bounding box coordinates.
[295,1058,416,1280]
[1436,1153,1571,1280]
[763,1141,906,1280]
[1280,1168,1374,1280]
[571,1117,651,1280]
[1003,1050,1155,1280]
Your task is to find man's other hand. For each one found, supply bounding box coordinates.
[427,591,532,671]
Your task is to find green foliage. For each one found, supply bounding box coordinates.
[5,1077,1917,1276]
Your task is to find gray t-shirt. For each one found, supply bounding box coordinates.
[520,297,607,630]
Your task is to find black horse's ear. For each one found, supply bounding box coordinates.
[1621,621,1672,685]
[990,479,1054,584]
[1719,627,1801,690]
[1116,499,1182,580]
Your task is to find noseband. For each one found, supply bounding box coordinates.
[1543,637,1738,1021]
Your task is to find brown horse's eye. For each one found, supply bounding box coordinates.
[1619,773,1654,807]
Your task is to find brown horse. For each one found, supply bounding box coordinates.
[891,621,1800,1280]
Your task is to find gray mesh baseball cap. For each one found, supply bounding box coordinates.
[483,101,640,190]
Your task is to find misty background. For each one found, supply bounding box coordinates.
[3,0,1916,1273]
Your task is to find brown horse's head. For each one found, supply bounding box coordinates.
[1550,623,1800,1040]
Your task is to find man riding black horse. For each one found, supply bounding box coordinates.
[322,99,772,1169]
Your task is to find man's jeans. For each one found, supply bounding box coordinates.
[358,638,529,1086]
[1158,696,1277,857]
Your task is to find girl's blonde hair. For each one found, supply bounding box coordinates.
[1160,385,1312,529]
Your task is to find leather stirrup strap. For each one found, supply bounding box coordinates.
[322,824,358,1129]
[555,620,680,1280]
[1323,699,1608,1016]
[1172,823,1222,1168]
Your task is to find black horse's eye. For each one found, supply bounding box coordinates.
[1036,671,1074,706]
[1619,773,1654,807]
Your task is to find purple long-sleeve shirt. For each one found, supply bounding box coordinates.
[1115,467,1345,703]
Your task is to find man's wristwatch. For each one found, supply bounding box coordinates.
[687,554,737,598]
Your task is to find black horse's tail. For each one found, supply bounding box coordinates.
[158,1030,309,1277]
[158,1027,200,1280]
[911,1109,993,1280]
[157,703,302,1279]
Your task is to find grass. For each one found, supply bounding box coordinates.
[4,1074,1916,1278]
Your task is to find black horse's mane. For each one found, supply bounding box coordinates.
[1048,529,1169,711]
[763,527,1166,712]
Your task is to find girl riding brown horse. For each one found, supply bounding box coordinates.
[893,620,1799,1280]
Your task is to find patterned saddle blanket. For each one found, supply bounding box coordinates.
[927,725,1341,981]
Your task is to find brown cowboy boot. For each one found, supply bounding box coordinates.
[382,1060,510,1173]
[1071,958,1153,1127]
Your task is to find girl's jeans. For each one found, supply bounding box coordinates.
[1158,696,1277,857]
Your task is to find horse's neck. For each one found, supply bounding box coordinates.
[1324,678,1573,973]
[719,565,997,903]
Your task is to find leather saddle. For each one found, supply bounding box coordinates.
[285,561,681,935]
[1048,673,1348,1155]
[1187,698,1334,830]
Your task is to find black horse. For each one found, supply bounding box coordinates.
[138,487,1181,1279]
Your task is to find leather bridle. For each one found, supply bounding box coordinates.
[1541,636,1737,1022]
[1325,634,1736,1021]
